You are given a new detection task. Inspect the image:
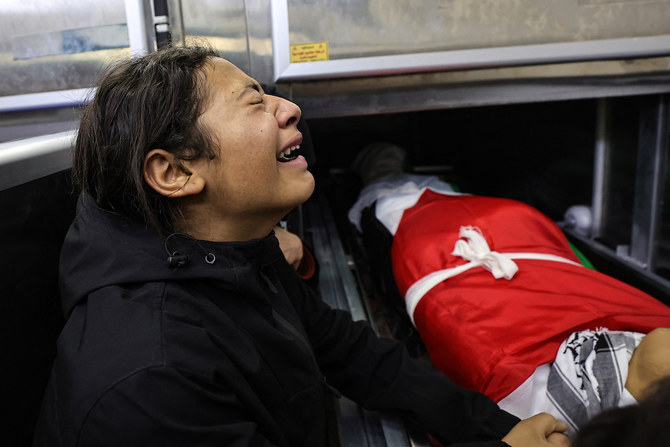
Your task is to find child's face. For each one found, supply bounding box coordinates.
[192,57,314,235]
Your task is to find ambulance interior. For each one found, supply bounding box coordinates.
[3,1,670,446]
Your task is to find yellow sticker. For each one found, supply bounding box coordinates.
[290,41,329,63]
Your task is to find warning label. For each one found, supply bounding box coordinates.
[290,41,329,63]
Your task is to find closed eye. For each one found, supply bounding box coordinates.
[238,81,266,106]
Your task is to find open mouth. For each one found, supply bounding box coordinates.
[277,144,301,162]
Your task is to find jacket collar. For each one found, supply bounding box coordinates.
[59,193,284,318]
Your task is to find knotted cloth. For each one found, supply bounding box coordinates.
[405,225,580,325]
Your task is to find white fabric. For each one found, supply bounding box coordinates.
[545,330,644,435]
[347,174,457,233]
[452,226,519,280]
[404,226,583,326]
[498,363,552,419]
[618,386,638,408]
[375,189,432,235]
[500,330,644,440]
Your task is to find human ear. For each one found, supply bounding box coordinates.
[143,149,205,198]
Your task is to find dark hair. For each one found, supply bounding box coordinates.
[574,377,670,447]
[74,45,220,235]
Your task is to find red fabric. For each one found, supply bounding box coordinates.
[392,190,670,402]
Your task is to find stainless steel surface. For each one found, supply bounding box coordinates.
[256,0,670,116]
[307,193,369,323]
[591,98,610,239]
[0,108,79,143]
[0,0,180,112]
[0,0,129,97]
[274,35,670,82]
[630,96,669,270]
[0,88,91,114]
[286,66,670,119]
[379,413,425,447]
[0,130,74,191]
[125,0,154,55]
[286,0,670,59]
[272,0,670,81]
[11,23,128,60]
[245,0,275,85]
[178,0,271,83]
[3,1,670,118]
[0,106,79,143]
[181,0,251,74]
[166,0,186,47]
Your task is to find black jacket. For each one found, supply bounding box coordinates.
[33,194,518,446]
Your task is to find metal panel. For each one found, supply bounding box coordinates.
[245,0,275,85]
[285,67,670,119]
[288,0,670,59]
[272,0,670,81]
[591,98,611,239]
[0,130,74,191]
[0,0,129,97]
[248,0,670,117]
[307,193,369,323]
[180,0,251,74]
[630,96,669,269]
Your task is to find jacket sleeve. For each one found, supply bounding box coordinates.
[293,282,520,446]
[76,366,278,447]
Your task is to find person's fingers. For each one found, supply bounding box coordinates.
[547,432,571,447]
[535,412,568,436]
[502,413,571,447]
[553,419,568,434]
[532,413,567,437]
[274,226,304,269]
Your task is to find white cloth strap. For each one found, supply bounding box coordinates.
[405,226,582,326]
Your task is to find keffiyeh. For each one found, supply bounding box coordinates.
[546,330,644,437]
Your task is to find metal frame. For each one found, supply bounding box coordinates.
[271,0,670,82]
[588,95,670,281]
[0,0,154,113]
[0,130,75,191]
[591,98,611,239]
[0,89,92,114]
[630,95,669,270]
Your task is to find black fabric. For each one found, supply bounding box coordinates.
[360,203,403,315]
[0,170,77,447]
[33,193,518,447]
[359,202,430,356]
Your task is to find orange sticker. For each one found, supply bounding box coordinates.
[290,41,329,63]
